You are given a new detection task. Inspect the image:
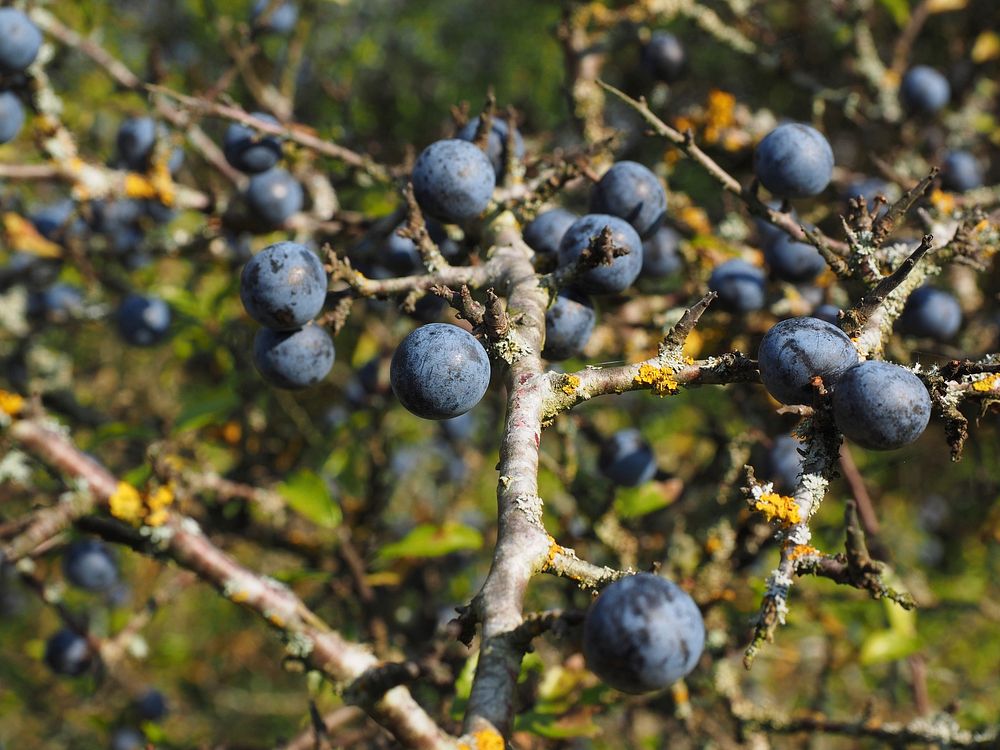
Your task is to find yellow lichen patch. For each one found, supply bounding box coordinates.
[971,30,1000,63]
[148,157,176,207]
[634,363,679,396]
[546,537,564,568]
[972,374,1000,393]
[229,588,250,604]
[678,205,713,237]
[471,729,504,750]
[2,213,62,258]
[124,172,158,200]
[144,484,175,527]
[682,329,703,361]
[705,536,722,554]
[0,390,24,417]
[560,374,581,395]
[754,492,802,526]
[703,89,735,144]
[929,189,956,214]
[109,482,144,525]
[788,544,820,561]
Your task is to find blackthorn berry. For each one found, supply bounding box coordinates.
[757,317,858,405]
[812,303,842,326]
[589,161,667,239]
[62,539,119,592]
[583,573,704,693]
[640,225,683,278]
[457,116,525,176]
[523,208,577,259]
[44,628,92,676]
[253,323,335,390]
[598,428,656,487]
[558,214,643,295]
[240,242,327,330]
[764,233,826,283]
[134,688,168,720]
[27,283,84,323]
[898,285,962,342]
[641,31,685,83]
[110,727,145,750]
[251,0,298,34]
[412,139,496,224]
[900,65,950,114]
[832,361,932,450]
[390,323,491,420]
[0,91,25,144]
[0,9,43,73]
[941,150,983,192]
[224,113,282,174]
[766,435,802,492]
[708,258,765,313]
[754,123,834,198]
[117,294,171,347]
[246,167,304,226]
[117,117,157,171]
[543,290,595,361]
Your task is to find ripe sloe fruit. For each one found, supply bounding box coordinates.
[457,116,525,176]
[63,539,119,592]
[412,139,496,224]
[224,113,282,174]
[543,290,595,361]
[117,294,171,347]
[110,728,145,750]
[0,9,43,73]
[135,688,168,720]
[900,65,950,114]
[754,123,834,198]
[641,31,685,83]
[641,225,683,278]
[558,214,643,295]
[583,573,704,693]
[941,150,983,192]
[253,324,335,390]
[766,435,802,492]
[833,361,932,450]
[246,168,304,226]
[251,0,298,34]
[898,286,962,342]
[523,208,577,259]
[390,323,491,420]
[240,242,327,330]
[764,234,826,283]
[708,258,765,313]
[0,91,25,144]
[589,161,667,239]
[598,428,656,486]
[44,628,92,676]
[757,317,858,405]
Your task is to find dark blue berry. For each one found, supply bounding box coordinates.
[583,573,704,693]
[117,294,171,347]
[246,168,303,226]
[766,435,802,492]
[641,225,683,278]
[240,242,327,330]
[412,139,496,224]
[757,317,859,405]
[754,123,834,198]
[134,688,168,720]
[523,208,577,259]
[543,290,595,361]
[558,214,643,295]
[0,9,43,73]
[252,0,298,34]
[764,234,826,283]
[390,323,491,420]
[599,428,656,486]
[842,177,890,214]
[117,117,158,171]
[753,200,796,249]
[941,150,982,192]
[641,31,685,83]
[224,113,282,174]
[457,116,525,176]
[900,66,950,115]
[589,161,667,239]
[833,361,931,450]
[62,539,119,592]
[813,303,842,325]
[253,324,335,390]
[898,286,962,342]
[0,91,25,144]
[708,259,766,313]
[31,200,78,241]
[27,283,84,322]
[44,628,92,676]
[441,412,476,441]
[110,727,145,750]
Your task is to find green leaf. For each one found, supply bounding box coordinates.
[614,483,672,519]
[449,650,479,721]
[377,522,483,561]
[174,385,241,433]
[877,0,910,26]
[860,628,921,665]
[514,711,601,739]
[277,470,341,529]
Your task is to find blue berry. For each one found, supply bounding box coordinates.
[833,361,931,450]
[641,225,683,278]
[641,31,685,83]
[753,200,796,249]
[117,294,171,347]
[253,324,335,389]
[543,290,595,361]
[766,435,802,492]
[390,323,491,420]
[813,303,842,325]
[27,283,83,322]
[44,628,92,676]
[31,200,77,241]
[842,177,890,213]
[708,258,766,313]
[941,150,982,192]
[583,573,704,693]
[0,91,25,145]
[62,539,119,592]
[240,242,327,330]
[224,113,282,174]
[457,116,525,176]
[757,317,859,405]
[523,208,577,259]
[599,428,656,486]
[0,9,43,73]
[134,688,168,720]
[252,0,298,34]
[589,161,667,239]
[246,168,304,226]
[110,728,145,750]
[898,286,962,342]
[441,411,476,441]
[412,139,496,224]
[764,234,826,283]
[117,117,157,171]
[383,221,454,274]
[754,123,834,198]
[900,66,950,114]
[558,214,643,295]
